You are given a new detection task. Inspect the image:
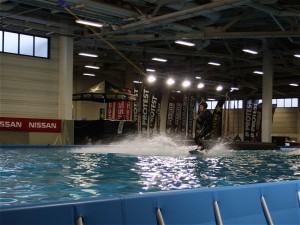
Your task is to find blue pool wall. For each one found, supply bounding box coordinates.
[0,180,299,225]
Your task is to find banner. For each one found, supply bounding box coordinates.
[211,96,226,138]
[165,92,177,134]
[181,93,188,137]
[256,103,262,142]
[141,85,150,134]
[106,102,114,120]
[255,103,277,142]
[149,90,161,134]
[132,84,140,122]
[187,93,196,139]
[115,88,132,120]
[174,94,183,134]
[244,99,253,141]
[250,100,259,141]
[0,117,61,132]
[156,100,161,133]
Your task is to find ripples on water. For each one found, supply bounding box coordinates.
[0,138,299,206]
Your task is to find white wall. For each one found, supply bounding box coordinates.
[0,36,74,144]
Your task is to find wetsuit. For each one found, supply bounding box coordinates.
[194,109,213,146]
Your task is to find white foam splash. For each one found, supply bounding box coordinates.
[70,134,195,156]
[202,142,234,157]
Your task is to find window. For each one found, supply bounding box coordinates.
[4,31,18,54]
[260,98,298,108]
[207,100,243,110]
[291,98,298,107]
[34,37,48,58]
[0,30,3,52]
[20,34,33,56]
[0,30,49,58]
[206,98,298,110]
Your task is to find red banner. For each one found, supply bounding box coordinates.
[115,88,132,120]
[0,117,61,132]
[106,102,115,120]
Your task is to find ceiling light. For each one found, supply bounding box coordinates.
[83,73,95,77]
[195,76,201,79]
[207,98,215,101]
[175,40,195,47]
[133,81,142,84]
[152,57,167,62]
[79,52,98,58]
[289,83,299,87]
[216,85,223,91]
[146,68,156,72]
[182,80,191,88]
[147,75,156,83]
[166,78,175,86]
[253,71,263,75]
[208,62,221,66]
[230,87,239,92]
[85,65,100,69]
[76,19,103,28]
[242,49,258,54]
[294,54,300,58]
[197,83,204,89]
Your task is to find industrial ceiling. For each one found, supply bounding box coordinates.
[1,0,300,99]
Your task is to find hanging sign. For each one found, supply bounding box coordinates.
[141,85,150,134]
[187,93,196,139]
[115,88,132,120]
[106,102,115,120]
[181,93,188,137]
[165,92,177,134]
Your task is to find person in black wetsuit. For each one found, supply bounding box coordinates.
[194,102,213,148]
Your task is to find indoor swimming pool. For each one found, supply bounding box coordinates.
[0,136,299,207]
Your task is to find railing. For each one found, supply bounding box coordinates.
[1,180,299,225]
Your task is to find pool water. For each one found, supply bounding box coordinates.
[0,137,299,206]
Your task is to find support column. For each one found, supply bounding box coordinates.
[58,36,73,120]
[261,40,273,142]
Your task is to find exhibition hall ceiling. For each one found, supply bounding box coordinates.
[1,0,300,98]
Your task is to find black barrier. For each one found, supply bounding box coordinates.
[74,120,137,144]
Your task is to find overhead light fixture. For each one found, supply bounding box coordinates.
[76,19,103,28]
[207,98,215,101]
[208,62,221,66]
[85,65,100,69]
[216,85,223,91]
[289,83,299,87]
[133,81,143,84]
[83,73,95,77]
[242,48,258,54]
[294,54,300,58]
[230,80,239,92]
[79,52,98,58]
[147,75,156,83]
[195,76,201,80]
[146,68,156,72]
[253,71,263,75]
[46,31,54,36]
[166,78,175,86]
[175,40,195,47]
[182,80,191,88]
[197,82,204,89]
[152,57,167,62]
[230,87,239,92]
